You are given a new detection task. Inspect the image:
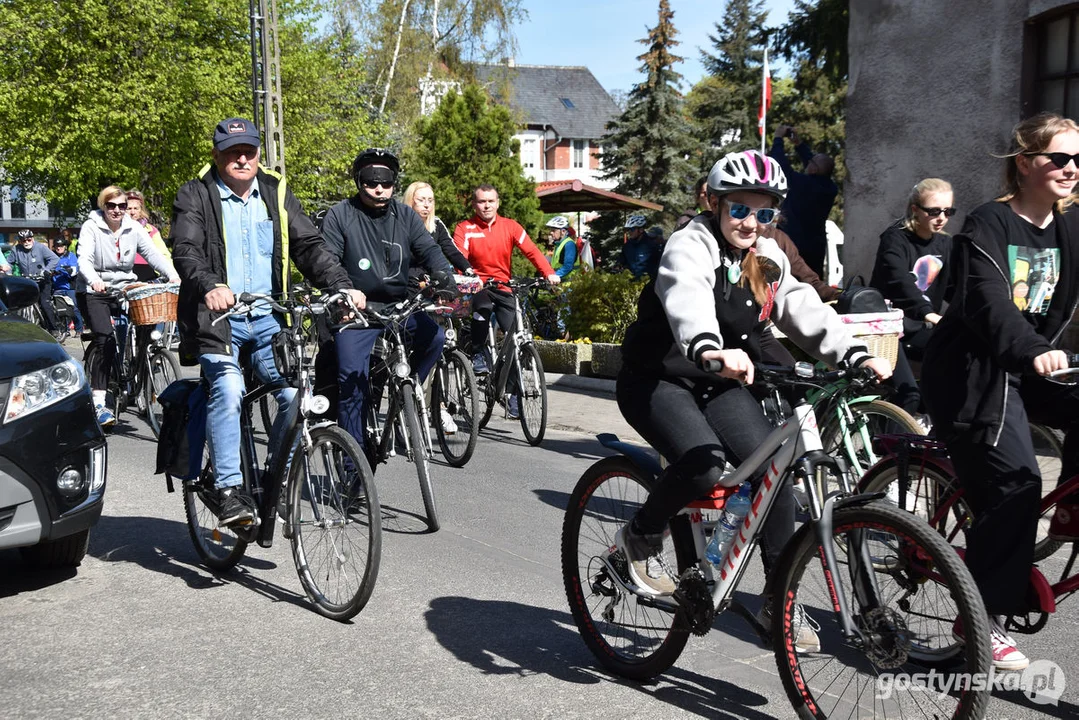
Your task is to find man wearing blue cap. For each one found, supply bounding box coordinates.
[170,117,364,528]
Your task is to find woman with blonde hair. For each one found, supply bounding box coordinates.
[77,185,178,427]
[613,149,890,652]
[923,112,1079,670]
[869,177,956,414]
[403,181,473,275]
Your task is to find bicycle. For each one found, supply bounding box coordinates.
[472,278,549,446]
[361,291,450,531]
[858,359,1079,565]
[83,284,182,437]
[520,282,563,341]
[562,362,992,719]
[16,273,65,340]
[171,288,382,621]
[429,319,480,468]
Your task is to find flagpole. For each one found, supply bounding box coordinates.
[760,47,768,155]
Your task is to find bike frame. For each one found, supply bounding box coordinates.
[368,323,432,463]
[484,284,535,402]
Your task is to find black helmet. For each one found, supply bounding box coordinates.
[54,236,70,248]
[17,229,34,241]
[352,148,400,178]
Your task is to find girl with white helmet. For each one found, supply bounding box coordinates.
[614,149,891,652]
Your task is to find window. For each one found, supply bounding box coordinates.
[559,97,575,109]
[572,140,587,169]
[521,138,537,169]
[8,185,25,220]
[1031,9,1079,117]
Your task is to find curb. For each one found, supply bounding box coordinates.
[546,372,616,396]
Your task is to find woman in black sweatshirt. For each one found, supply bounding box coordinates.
[869,178,955,414]
[923,113,1079,672]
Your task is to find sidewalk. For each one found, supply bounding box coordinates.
[544,372,645,446]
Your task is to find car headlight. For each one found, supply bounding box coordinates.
[4,360,85,423]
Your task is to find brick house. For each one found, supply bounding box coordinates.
[474,63,621,189]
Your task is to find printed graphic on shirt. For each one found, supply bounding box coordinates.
[911,255,944,293]
[1008,245,1059,314]
[756,255,783,322]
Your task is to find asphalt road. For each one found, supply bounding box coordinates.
[2,349,1078,719]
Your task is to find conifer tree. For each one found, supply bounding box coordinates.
[591,0,696,262]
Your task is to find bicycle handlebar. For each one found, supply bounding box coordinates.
[1046,352,1079,379]
[484,277,551,292]
[700,359,878,387]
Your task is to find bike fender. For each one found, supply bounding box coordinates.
[597,433,663,480]
[856,453,954,493]
[834,492,888,509]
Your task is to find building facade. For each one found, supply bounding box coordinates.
[1,181,77,245]
[845,0,1075,279]
[474,63,621,189]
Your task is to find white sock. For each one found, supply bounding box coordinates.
[93,390,106,407]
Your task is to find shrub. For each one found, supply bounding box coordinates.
[563,270,648,344]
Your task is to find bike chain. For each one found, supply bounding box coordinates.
[673,567,714,636]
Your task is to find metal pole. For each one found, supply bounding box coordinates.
[249,0,261,129]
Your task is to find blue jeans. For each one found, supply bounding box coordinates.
[198,314,296,489]
[336,312,445,450]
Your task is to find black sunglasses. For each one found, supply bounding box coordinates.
[1025,151,1079,169]
[105,201,129,211]
[361,180,394,190]
[916,204,957,218]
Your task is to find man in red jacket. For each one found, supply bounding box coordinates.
[453,184,559,417]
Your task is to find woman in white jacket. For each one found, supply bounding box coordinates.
[78,185,178,427]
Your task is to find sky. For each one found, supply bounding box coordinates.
[512,0,797,95]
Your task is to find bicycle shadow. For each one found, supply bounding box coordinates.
[87,514,312,613]
[424,595,775,718]
[991,686,1078,718]
[478,428,608,460]
[377,503,434,535]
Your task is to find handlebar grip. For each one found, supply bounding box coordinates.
[701,358,724,374]
[238,292,256,305]
[1069,353,1079,368]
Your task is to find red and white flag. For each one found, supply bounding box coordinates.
[758,47,772,153]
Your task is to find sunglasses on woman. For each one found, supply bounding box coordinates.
[105,201,128,211]
[916,204,957,218]
[728,202,779,225]
[1025,151,1079,170]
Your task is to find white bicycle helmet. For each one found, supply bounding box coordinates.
[707,149,788,201]
[545,216,569,229]
[625,214,647,229]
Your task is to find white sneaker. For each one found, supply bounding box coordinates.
[440,408,458,435]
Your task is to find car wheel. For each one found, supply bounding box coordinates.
[20,529,90,569]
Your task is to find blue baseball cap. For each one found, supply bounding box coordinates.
[213,118,261,151]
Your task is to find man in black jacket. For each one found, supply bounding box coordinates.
[171,117,363,527]
[320,148,455,455]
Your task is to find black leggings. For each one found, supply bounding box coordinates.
[469,287,516,355]
[84,293,119,392]
[616,370,796,575]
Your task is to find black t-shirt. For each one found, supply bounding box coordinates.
[1004,214,1063,336]
[869,223,952,331]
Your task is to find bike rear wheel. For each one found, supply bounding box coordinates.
[182,445,248,571]
[288,425,382,621]
[401,390,439,531]
[561,456,695,681]
[142,348,181,438]
[771,500,991,720]
[517,343,547,446]
[432,349,479,467]
[1030,423,1065,560]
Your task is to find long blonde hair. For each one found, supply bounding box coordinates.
[902,178,954,233]
[996,112,1079,212]
[403,181,436,233]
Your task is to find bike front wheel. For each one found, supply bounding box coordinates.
[561,456,695,681]
[771,499,992,720]
[432,349,479,467]
[288,424,382,621]
[142,348,182,438]
[401,390,439,531]
[517,343,547,446]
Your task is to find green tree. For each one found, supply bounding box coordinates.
[406,83,542,238]
[591,0,696,262]
[687,0,770,169]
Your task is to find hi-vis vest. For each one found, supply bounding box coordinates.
[552,237,576,272]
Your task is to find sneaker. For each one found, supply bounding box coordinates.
[471,352,489,375]
[95,405,116,428]
[440,407,458,435]
[953,616,1030,671]
[1048,501,1079,541]
[506,394,519,420]
[217,487,256,528]
[758,598,821,653]
[614,523,677,596]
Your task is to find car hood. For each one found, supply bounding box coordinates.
[0,313,67,379]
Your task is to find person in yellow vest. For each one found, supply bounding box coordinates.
[546,216,578,278]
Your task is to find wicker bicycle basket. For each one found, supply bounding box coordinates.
[839,310,904,371]
[125,283,180,325]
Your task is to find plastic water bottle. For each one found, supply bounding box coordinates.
[705,481,753,565]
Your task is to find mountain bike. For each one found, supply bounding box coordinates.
[562,362,992,719]
[362,291,450,531]
[474,278,549,446]
[83,284,181,437]
[430,320,479,467]
[171,289,382,621]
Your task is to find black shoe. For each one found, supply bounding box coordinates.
[218,487,256,527]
